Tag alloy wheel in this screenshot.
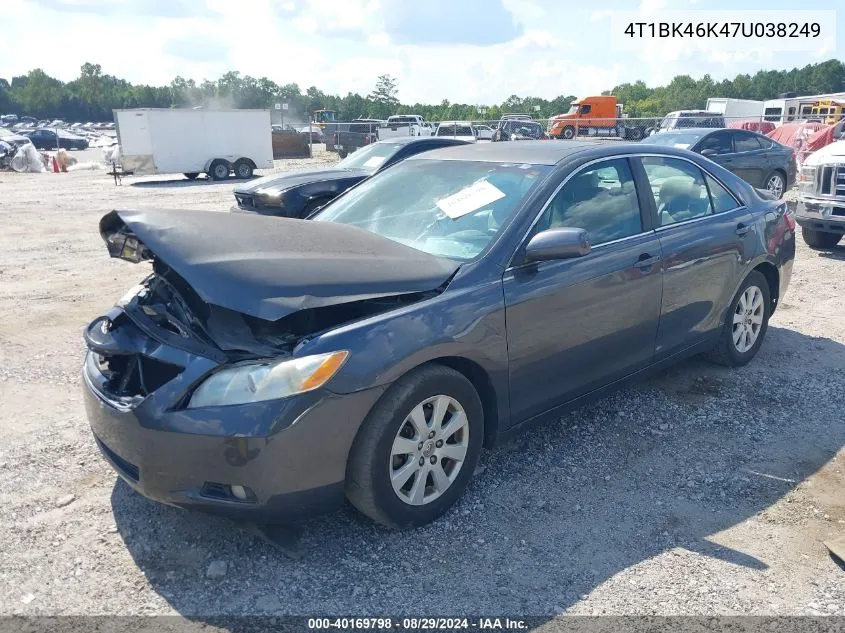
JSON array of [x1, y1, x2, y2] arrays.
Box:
[[732, 285, 765, 353], [766, 173, 784, 198], [389, 395, 469, 506]]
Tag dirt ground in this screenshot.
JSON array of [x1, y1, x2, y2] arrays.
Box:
[[0, 152, 843, 621]]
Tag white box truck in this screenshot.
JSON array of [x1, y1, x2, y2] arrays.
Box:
[[705, 98, 764, 123], [113, 108, 273, 180]]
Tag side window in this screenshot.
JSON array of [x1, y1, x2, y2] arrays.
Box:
[[538, 158, 642, 244], [704, 174, 741, 213], [734, 132, 763, 152], [579, 104, 592, 115], [698, 132, 732, 155], [641, 156, 713, 227]]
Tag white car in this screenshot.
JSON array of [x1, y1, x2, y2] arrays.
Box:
[[435, 121, 477, 143], [473, 124, 494, 140]]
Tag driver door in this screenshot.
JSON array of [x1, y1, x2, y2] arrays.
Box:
[[502, 158, 663, 423]]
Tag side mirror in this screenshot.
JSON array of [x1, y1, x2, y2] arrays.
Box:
[[524, 227, 591, 263], [700, 148, 717, 157]]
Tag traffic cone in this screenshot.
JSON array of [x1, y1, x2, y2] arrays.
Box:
[[51, 156, 59, 173]]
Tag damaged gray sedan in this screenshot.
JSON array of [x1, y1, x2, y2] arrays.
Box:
[[83, 142, 793, 528]]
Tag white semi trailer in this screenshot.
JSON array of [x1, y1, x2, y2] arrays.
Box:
[[114, 108, 273, 180]]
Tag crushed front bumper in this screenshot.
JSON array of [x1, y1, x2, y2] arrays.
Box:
[[82, 314, 387, 522]]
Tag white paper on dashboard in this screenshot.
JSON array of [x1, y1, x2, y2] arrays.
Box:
[[363, 156, 386, 168], [436, 180, 506, 219]]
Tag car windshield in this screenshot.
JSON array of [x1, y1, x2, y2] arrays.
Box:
[[337, 142, 403, 172], [437, 125, 474, 137], [566, 105, 579, 114], [641, 131, 705, 149], [313, 159, 551, 261]]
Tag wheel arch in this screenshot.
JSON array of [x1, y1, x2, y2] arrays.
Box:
[[426, 356, 500, 448], [204, 157, 231, 172], [751, 261, 780, 314]]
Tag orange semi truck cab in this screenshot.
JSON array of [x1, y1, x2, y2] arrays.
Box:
[[547, 96, 645, 141]]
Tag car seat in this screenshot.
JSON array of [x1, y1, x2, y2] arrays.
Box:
[[657, 176, 695, 224]]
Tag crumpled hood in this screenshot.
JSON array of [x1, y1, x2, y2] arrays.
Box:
[[99, 209, 460, 322], [233, 167, 369, 195], [804, 140, 845, 167]]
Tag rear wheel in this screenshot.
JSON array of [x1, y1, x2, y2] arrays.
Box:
[[183, 172, 200, 180], [338, 149, 348, 159], [765, 170, 786, 199], [705, 271, 770, 367], [209, 160, 230, 181], [346, 365, 484, 529], [233, 159, 254, 179], [801, 227, 842, 249], [627, 127, 644, 141]]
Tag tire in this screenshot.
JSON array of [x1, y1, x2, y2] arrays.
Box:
[[801, 227, 842, 249], [346, 364, 484, 529], [627, 127, 644, 141], [209, 160, 230, 181], [183, 172, 200, 180], [299, 197, 331, 219], [764, 170, 786, 199], [561, 126, 576, 140], [233, 159, 254, 179], [705, 270, 771, 367], [338, 149, 348, 159]]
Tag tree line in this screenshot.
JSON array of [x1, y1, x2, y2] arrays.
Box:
[[2, 59, 843, 123]]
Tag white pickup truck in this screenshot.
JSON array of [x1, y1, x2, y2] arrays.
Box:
[[378, 115, 434, 140]]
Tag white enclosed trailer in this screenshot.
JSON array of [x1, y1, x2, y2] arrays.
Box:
[[114, 108, 273, 180], [705, 98, 764, 121]]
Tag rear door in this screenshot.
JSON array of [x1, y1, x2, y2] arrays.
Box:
[[503, 158, 663, 422], [638, 155, 755, 359], [729, 131, 768, 187]]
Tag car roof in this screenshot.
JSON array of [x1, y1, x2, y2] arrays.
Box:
[[372, 136, 468, 147], [409, 140, 602, 165], [649, 128, 723, 135]]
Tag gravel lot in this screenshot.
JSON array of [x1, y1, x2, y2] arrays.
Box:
[[0, 151, 843, 623]]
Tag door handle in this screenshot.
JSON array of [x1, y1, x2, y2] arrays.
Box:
[[735, 223, 752, 236], [634, 253, 661, 269]]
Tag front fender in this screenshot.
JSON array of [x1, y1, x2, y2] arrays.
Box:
[[297, 277, 511, 433]]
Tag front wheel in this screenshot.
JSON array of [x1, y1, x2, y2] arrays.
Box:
[[705, 271, 770, 367], [801, 227, 842, 249], [561, 126, 575, 140], [346, 365, 484, 529]]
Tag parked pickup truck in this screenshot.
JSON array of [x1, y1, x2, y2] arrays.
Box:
[[379, 115, 434, 139], [796, 139, 845, 249], [329, 119, 383, 158]]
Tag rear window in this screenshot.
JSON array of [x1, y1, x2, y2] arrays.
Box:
[[437, 125, 474, 137]]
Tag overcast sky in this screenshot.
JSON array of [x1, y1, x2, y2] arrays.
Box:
[[3, 0, 841, 103]]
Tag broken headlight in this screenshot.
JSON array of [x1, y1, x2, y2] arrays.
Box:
[[187, 351, 349, 408]]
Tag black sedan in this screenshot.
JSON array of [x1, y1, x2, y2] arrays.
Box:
[[23, 128, 89, 150], [641, 127, 795, 198], [84, 142, 794, 529], [232, 136, 469, 216]]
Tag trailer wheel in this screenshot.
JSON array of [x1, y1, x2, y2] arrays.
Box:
[[183, 172, 200, 180], [209, 160, 230, 181], [338, 149, 348, 159], [233, 159, 254, 180], [561, 126, 576, 140]]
